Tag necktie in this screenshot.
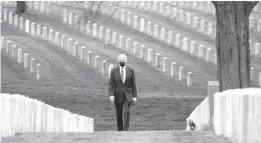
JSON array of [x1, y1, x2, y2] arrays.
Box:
[[121, 68, 124, 83]]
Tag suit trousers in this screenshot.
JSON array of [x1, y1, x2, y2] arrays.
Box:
[[114, 94, 131, 131]]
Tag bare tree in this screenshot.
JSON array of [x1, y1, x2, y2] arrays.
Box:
[[212, 1, 259, 92], [15, 1, 27, 14], [63, 1, 120, 25]]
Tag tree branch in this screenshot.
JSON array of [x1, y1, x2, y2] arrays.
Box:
[[96, 1, 104, 15], [101, 2, 120, 24], [245, 1, 259, 15], [246, 1, 259, 9]]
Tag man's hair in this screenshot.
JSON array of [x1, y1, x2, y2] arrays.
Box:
[[118, 54, 127, 63]]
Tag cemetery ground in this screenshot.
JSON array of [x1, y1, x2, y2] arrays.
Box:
[[1, 7, 204, 131], [1, 2, 261, 135]]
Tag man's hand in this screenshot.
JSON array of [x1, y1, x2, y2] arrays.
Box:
[[110, 96, 114, 102], [132, 98, 137, 104]]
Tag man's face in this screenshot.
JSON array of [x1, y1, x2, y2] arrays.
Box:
[[119, 60, 126, 67]]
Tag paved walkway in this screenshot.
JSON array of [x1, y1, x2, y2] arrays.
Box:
[[1, 130, 231, 143]]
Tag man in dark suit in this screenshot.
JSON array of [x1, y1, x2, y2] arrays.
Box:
[[108, 54, 137, 131]]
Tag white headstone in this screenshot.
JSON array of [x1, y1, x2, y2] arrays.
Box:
[[80, 46, 85, 60], [105, 29, 111, 44], [30, 58, 35, 73], [19, 17, 24, 31], [25, 20, 30, 33], [73, 42, 78, 56], [160, 28, 166, 42], [190, 41, 195, 55], [5, 40, 10, 53], [179, 10, 184, 22], [193, 17, 198, 29], [92, 23, 97, 38], [166, 5, 170, 17], [54, 32, 60, 45], [94, 55, 99, 69], [40, 2, 45, 13], [255, 43, 260, 56], [140, 45, 145, 59], [80, 19, 85, 32], [156, 53, 160, 68], [182, 37, 188, 51], [24, 53, 29, 68], [249, 17, 254, 29], [198, 45, 204, 58], [207, 23, 213, 36], [101, 60, 106, 75], [167, 31, 173, 45], [36, 25, 41, 37], [86, 21, 91, 35], [3, 9, 7, 22], [68, 12, 73, 25], [133, 15, 138, 29], [159, 3, 164, 14], [146, 21, 152, 35], [63, 9, 68, 24], [119, 35, 124, 49], [67, 38, 72, 52], [133, 42, 138, 55], [258, 20, 261, 32], [36, 64, 41, 79], [206, 48, 212, 62], [18, 48, 23, 63], [170, 62, 176, 77], [147, 48, 152, 63], [31, 23, 36, 36], [127, 12, 132, 26], [42, 27, 47, 40], [175, 34, 180, 48], [154, 24, 159, 38], [187, 72, 192, 86], [14, 15, 18, 27], [140, 18, 145, 33], [8, 12, 13, 25], [48, 29, 54, 43], [112, 32, 117, 46], [162, 57, 167, 72], [186, 13, 191, 25], [11, 45, 16, 58], [120, 9, 125, 23], [88, 51, 92, 64], [99, 26, 104, 41], [179, 66, 183, 81], [200, 20, 205, 32]]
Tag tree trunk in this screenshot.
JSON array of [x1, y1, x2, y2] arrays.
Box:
[[213, 1, 258, 92], [16, 1, 27, 14]]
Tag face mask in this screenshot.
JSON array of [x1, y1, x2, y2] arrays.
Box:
[[119, 62, 125, 67]]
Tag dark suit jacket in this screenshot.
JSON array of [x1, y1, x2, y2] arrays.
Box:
[[108, 66, 137, 103]]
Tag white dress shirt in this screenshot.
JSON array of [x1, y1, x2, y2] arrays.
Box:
[[119, 66, 126, 84]]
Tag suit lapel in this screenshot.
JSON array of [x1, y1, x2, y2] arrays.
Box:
[[126, 67, 130, 78]]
